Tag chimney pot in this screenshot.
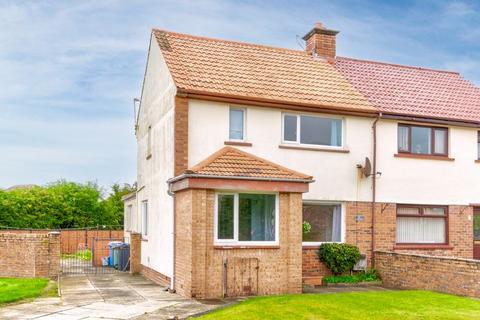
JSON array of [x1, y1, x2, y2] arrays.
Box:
[[303, 21, 339, 60]]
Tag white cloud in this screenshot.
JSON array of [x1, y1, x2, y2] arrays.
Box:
[[0, 0, 479, 189]]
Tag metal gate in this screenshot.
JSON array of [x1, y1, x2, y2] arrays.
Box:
[[225, 257, 259, 297], [60, 228, 128, 275]]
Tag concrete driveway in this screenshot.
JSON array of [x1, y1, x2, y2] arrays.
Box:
[[0, 273, 229, 320]]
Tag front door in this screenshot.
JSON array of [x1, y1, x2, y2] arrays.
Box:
[[474, 209, 480, 260]]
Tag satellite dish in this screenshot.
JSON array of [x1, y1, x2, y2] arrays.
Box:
[[362, 157, 372, 177]]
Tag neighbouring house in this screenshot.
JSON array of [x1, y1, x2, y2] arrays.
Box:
[[124, 21, 480, 298]]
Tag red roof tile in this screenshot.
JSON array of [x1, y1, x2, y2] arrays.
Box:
[[186, 147, 313, 181], [335, 57, 480, 123], [153, 29, 374, 113]]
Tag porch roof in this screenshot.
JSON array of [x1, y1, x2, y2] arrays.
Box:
[[168, 147, 313, 193]]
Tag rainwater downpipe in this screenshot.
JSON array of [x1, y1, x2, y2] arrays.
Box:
[[371, 113, 382, 268], [167, 182, 176, 293]]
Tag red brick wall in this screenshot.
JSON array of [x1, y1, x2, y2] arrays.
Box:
[[305, 32, 336, 59], [0, 232, 60, 278], [375, 251, 480, 298], [141, 264, 171, 287], [174, 189, 303, 299], [302, 202, 474, 285], [174, 96, 189, 176]]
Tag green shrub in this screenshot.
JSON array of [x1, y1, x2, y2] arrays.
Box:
[[317, 243, 361, 275], [323, 269, 381, 284]]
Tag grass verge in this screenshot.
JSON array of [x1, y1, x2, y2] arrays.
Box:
[[0, 278, 57, 306], [196, 290, 480, 320]]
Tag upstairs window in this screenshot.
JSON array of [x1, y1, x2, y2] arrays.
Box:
[[477, 131, 480, 160], [283, 114, 342, 147], [398, 124, 448, 156], [229, 108, 245, 140], [396, 205, 447, 244]]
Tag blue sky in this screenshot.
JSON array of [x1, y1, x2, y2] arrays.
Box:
[[1, 0, 479, 190]]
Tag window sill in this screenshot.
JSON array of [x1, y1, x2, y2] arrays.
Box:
[[279, 144, 349, 153], [394, 153, 454, 161], [394, 244, 453, 250], [224, 141, 252, 147], [214, 245, 279, 250]]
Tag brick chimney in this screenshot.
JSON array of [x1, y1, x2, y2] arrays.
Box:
[[303, 22, 339, 60]]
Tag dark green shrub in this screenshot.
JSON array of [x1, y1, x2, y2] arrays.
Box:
[[317, 243, 361, 275], [323, 269, 381, 284]]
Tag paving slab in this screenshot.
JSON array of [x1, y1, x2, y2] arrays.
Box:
[[0, 273, 228, 319]]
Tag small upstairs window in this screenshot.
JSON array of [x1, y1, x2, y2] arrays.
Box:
[[229, 108, 245, 140], [477, 131, 480, 160], [398, 124, 448, 156], [282, 114, 342, 147]]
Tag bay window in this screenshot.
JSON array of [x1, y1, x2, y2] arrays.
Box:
[[396, 205, 447, 244], [398, 124, 448, 156], [283, 114, 342, 147], [215, 192, 278, 244], [302, 203, 343, 244]]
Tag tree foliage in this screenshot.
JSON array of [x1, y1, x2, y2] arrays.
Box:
[[0, 180, 135, 229]]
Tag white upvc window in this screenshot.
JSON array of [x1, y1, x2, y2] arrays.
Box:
[[302, 201, 346, 246], [282, 113, 343, 148], [214, 192, 279, 245], [229, 107, 246, 141], [141, 200, 148, 237], [125, 205, 132, 231]]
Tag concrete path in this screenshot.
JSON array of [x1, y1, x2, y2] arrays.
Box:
[[0, 273, 229, 320]]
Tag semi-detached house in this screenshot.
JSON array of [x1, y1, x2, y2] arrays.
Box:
[[123, 22, 480, 299]]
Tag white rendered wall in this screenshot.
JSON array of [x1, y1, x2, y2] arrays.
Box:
[[188, 99, 480, 206], [136, 35, 175, 278], [188, 99, 374, 203], [375, 119, 480, 205]]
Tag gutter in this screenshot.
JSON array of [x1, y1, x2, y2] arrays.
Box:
[[167, 173, 314, 184]]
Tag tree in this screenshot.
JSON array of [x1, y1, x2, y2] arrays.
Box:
[[0, 180, 136, 229]]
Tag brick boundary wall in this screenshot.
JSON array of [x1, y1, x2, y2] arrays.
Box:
[[0, 232, 60, 278], [375, 251, 480, 298]]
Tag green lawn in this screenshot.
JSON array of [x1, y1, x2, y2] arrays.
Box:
[[0, 278, 56, 305], [197, 290, 480, 320]]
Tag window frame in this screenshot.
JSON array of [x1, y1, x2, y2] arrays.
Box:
[[281, 113, 344, 148], [302, 201, 346, 247], [125, 204, 133, 231], [214, 191, 279, 246], [228, 107, 246, 141], [141, 200, 148, 238], [477, 131, 480, 160], [397, 124, 448, 157], [396, 204, 448, 245]]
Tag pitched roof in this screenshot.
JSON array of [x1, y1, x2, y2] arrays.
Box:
[[185, 147, 313, 181], [335, 57, 480, 124], [153, 29, 374, 113]]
